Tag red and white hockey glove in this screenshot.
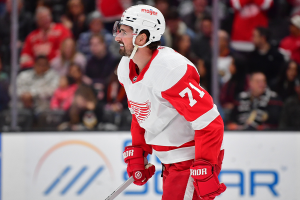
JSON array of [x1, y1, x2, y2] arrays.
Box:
[[191, 150, 226, 199], [123, 146, 155, 186]]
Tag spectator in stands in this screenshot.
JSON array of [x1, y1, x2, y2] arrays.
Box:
[[219, 0, 235, 35], [20, 6, 72, 69], [68, 62, 91, 85], [60, 63, 104, 130], [163, 7, 195, 49], [0, 0, 34, 68], [248, 27, 285, 86], [60, 0, 88, 40], [280, 15, 300, 64], [96, 0, 129, 31], [85, 34, 118, 103], [220, 56, 248, 123], [230, 0, 273, 52], [274, 60, 300, 101], [220, 56, 248, 111], [85, 34, 117, 95], [60, 84, 104, 131], [174, 34, 197, 64], [191, 15, 212, 62], [51, 38, 86, 76], [106, 72, 127, 113], [16, 56, 59, 112], [228, 72, 282, 130], [196, 58, 211, 93], [181, 0, 211, 33], [279, 75, 300, 130], [50, 75, 77, 111], [218, 30, 233, 85], [77, 11, 113, 58], [103, 71, 131, 130]]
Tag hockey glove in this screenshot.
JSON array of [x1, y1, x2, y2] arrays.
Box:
[[191, 150, 226, 199], [123, 146, 155, 186]]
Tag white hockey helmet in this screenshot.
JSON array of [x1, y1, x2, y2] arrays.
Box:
[[113, 5, 165, 58]]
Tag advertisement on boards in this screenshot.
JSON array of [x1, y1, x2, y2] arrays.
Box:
[[1, 132, 300, 200]]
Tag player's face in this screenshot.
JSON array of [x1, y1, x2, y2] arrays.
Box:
[[115, 25, 135, 57]]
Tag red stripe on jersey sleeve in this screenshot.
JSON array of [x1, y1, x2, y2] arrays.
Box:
[[131, 114, 153, 155], [161, 64, 224, 164], [161, 64, 214, 122], [195, 115, 224, 164]]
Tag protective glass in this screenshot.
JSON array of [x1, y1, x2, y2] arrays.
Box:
[[112, 21, 134, 38], [112, 21, 121, 37]]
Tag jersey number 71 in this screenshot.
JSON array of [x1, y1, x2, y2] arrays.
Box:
[[179, 83, 205, 107]]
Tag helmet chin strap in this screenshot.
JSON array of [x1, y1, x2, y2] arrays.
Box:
[[129, 45, 139, 59], [129, 35, 152, 59]]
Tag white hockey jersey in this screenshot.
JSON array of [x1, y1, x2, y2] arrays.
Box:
[[118, 46, 223, 164]]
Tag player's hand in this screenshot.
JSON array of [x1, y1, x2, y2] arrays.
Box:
[[123, 146, 155, 186], [130, 163, 155, 186], [191, 150, 226, 199]]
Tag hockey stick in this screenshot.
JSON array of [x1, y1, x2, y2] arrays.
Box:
[[105, 176, 134, 200]]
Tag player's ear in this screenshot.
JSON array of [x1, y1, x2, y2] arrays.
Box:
[[135, 33, 147, 46]]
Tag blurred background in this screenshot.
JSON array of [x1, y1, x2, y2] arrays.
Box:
[[0, 0, 299, 132], [0, 0, 300, 200]]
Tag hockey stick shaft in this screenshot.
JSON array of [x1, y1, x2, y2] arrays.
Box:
[[105, 176, 134, 200]]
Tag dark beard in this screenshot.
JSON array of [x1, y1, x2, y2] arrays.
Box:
[[119, 48, 127, 56], [119, 45, 134, 57]]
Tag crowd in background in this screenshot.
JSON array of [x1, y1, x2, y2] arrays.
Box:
[[0, 0, 300, 131]]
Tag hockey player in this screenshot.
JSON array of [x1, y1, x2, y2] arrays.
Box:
[[114, 5, 226, 200]]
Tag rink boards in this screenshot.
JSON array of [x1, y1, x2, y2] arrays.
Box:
[[1, 131, 300, 200]]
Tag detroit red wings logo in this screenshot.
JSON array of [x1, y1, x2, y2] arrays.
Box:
[[129, 100, 151, 123]]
